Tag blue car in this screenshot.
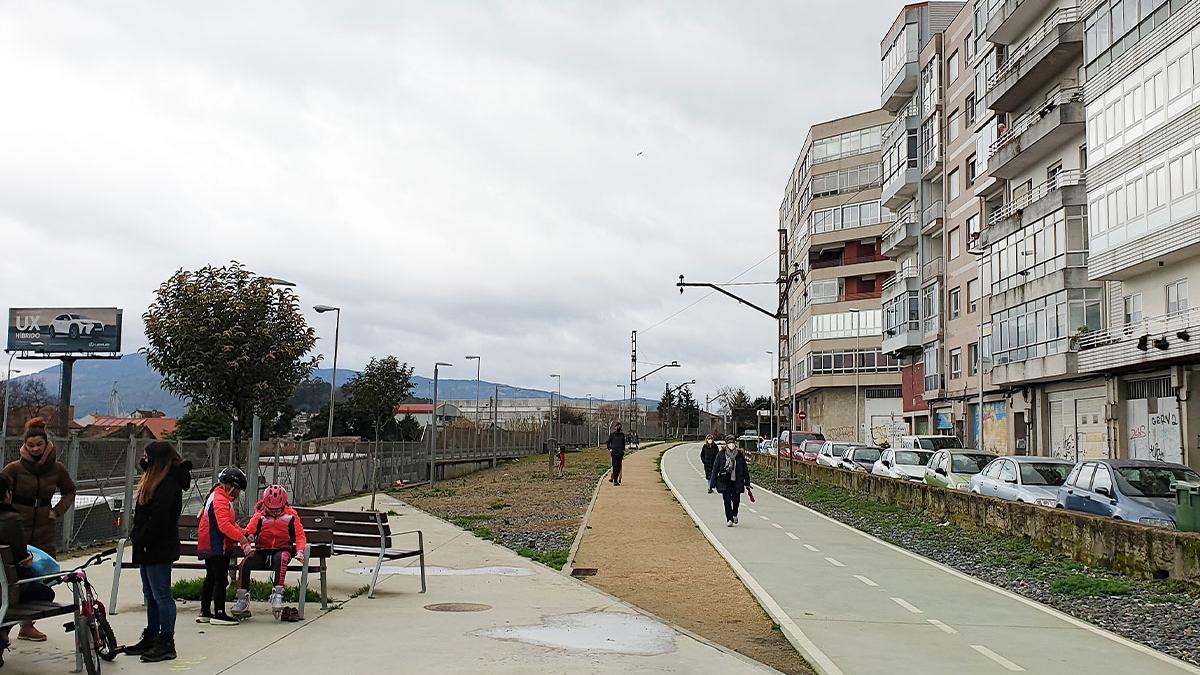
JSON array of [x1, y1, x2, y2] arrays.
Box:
[[1056, 459, 1200, 528]]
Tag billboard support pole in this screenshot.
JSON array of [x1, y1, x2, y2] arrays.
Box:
[[58, 357, 75, 436]]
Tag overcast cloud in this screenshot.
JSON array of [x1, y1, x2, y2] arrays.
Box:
[[0, 0, 903, 405]]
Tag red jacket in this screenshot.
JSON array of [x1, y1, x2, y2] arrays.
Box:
[[197, 488, 245, 559], [245, 505, 307, 554]]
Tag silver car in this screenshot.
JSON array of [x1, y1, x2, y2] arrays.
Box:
[[816, 441, 855, 468], [970, 456, 1074, 507], [838, 445, 884, 473]]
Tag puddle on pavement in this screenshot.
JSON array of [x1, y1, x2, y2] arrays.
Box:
[[472, 612, 676, 656], [346, 565, 535, 577]]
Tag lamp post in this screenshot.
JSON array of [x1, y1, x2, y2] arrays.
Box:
[[2, 355, 22, 451], [466, 355, 481, 451], [848, 308, 862, 443], [429, 362, 453, 484], [314, 306, 341, 439], [766, 351, 775, 441], [968, 239, 987, 452], [549, 374, 561, 440]]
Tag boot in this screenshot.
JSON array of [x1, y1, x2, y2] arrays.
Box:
[[123, 629, 158, 656], [269, 586, 284, 619], [231, 588, 251, 619], [140, 633, 176, 663]]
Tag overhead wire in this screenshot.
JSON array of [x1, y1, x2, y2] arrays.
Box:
[[639, 249, 777, 336]]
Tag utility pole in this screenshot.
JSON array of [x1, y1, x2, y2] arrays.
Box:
[[629, 330, 637, 437]]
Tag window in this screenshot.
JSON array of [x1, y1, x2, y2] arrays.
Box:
[[1123, 294, 1142, 324], [1075, 463, 1097, 489], [1092, 465, 1114, 495], [998, 460, 1016, 483], [966, 93, 976, 125], [966, 31, 975, 61], [949, 228, 961, 259], [967, 213, 980, 242], [968, 278, 980, 312], [948, 110, 960, 142], [948, 51, 960, 82], [950, 288, 962, 319], [950, 348, 962, 379], [966, 154, 977, 186], [968, 342, 979, 376], [1167, 279, 1189, 314], [949, 168, 961, 201]]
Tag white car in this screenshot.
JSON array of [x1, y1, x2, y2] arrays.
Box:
[[837, 445, 884, 472], [50, 314, 104, 339], [872, 448, 935, 481], [758, 439, 777, 455], [816, 441, 853, 468]]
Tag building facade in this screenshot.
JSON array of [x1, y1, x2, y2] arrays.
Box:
[[779, 109, 906, 444], [1074, 0, 1200, 470]]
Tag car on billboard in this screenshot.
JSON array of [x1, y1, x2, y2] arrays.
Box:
[[50, 314, 105, 339]]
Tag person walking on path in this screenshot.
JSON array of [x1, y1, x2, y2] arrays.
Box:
[[1, 417, 76, 642], [708, 439, 750, 526], [125, 441, 193, 663], [606, 423, 627, 486], [700, 436, 719, 489]]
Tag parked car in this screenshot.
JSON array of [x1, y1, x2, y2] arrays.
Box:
[[924, 448, 996, 490], [899, 435, 963, 450], [838, 445, 884, 473], [50, 313, 104, 339], [796, 440, 825, 464], [1056, 459, 1200, 528], [778, 430, 825, 459], [816, 441, 853, 468], [969, 457, 1074, 506], [872, 448, 934, 481], [758, 439, 777, 455]]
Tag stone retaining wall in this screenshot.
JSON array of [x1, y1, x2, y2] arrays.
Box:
[[777, 459, 1200, 582]]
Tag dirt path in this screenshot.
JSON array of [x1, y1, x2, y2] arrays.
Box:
[[572, 445, 812, 675]]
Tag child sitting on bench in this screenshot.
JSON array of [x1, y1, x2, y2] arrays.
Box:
[[232, 485, 307, 620]]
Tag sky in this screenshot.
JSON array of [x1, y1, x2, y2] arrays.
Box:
[[0, 0, 905, 407]]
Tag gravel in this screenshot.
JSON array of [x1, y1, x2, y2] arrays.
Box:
[[750, 466, 1200, 666]]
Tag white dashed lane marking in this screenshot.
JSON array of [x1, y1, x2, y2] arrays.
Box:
[[759, 515, 770, 521], [927, 619, 957, 634], [785, 532, 799, 540], [971, 645, 1025, 672], [803, 544, 819, 552], [854, 575, 878, 587], [824, 557, 845, 568], [891, 597, 923, 614]]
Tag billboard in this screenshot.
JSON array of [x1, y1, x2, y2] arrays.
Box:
[[7, 307, 122, 355]]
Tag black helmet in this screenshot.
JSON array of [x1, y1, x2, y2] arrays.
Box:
[[217, 467, 247, 491]]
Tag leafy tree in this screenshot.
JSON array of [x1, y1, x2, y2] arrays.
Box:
[[657, 384, 677, 433], [175, 403, 233, 441], [142, 262, 319, 448], [8, 379, 57, 410], [557, 405, 587, 426], [343, 356, 415, 442], [716, 386, 756, 434], [302, 402, 354, 440], [270, 404, 298, 438], [396, 414, 423, 442], [290, 377, 341, 413], [677, 386, 700, 429]]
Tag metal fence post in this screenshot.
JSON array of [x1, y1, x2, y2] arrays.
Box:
[[60, 434, 80, 552], [246, 416, 261, 511], [122, 436, 138, 537]]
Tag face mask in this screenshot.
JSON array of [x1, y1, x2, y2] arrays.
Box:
[[139, 458, 150, 471]]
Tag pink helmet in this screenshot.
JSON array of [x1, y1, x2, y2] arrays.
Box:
[[262, 484, 288, 510]]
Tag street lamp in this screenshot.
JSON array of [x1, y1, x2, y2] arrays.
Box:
[[766, 351, 776, 443], [848, 308, 862, 443], [466, 355, 481, 451], [430, 362, 453, 484], [314, 305, 341, 439], [549, 374, 561, 439], [261, 277, 296, 287]]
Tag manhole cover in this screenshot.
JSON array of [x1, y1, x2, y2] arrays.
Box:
[[425, 602, 492, 613], [570, 568, 598, 577]]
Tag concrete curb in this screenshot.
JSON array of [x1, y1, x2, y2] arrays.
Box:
[[562, 470, 608, 577], [660, 444, 844, 675]]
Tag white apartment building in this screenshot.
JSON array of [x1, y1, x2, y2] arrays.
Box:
[[1074, 0, 1200, 469]]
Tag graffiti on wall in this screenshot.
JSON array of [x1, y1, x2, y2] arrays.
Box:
[[973, 402, 1008, 455], [1127, 399, 1182, 464]]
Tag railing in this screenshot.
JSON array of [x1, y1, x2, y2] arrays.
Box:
[[883, 266, 920, 293], [922, 256, 944, 280], [988, 87, 1083, 158], [1078, 306, 1200, 353], [883, 98, 918, 145], [841, 290, 884, 302], [986, 6, 1081, 95], [810, 253, 887, 270], [923, 200, 944, 224], [988, 169, 1085, 225]]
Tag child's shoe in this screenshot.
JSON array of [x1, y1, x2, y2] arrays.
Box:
[[209, 612, 239, 626], [231, 589, 251, 619], [270, 586, 284, 619]]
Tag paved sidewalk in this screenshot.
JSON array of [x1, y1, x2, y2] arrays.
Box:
[[10, 492, 773, 674], [661, 443, 1200, 675]]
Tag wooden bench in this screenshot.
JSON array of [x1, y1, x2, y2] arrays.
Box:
[[0, 545, 84, 671], [293, 508, 425, 598], [109, 514, 334, 619]]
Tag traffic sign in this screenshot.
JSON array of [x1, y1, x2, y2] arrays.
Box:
[[796, 411, 807, 421]]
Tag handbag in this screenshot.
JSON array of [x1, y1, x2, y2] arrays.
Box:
[[27, 545, 60, 578], [747, 486, 756, 503]]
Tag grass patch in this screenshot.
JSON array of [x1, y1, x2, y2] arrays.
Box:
[[349, 584, 371, 599], [517, 548, 569, 570], [1050, 574, 1133, 598], [488, 499, 510, 511], [450, 515, 495, 540], [172, 578, 320, 603]]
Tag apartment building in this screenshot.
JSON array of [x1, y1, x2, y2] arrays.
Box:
[[879, 2, 966, 436], [779, 109, 905, 443], [1072, 0, 1200, 470], [961, 0, 1101, 459]]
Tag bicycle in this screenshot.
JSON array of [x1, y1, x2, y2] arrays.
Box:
[[57, 549, 120, 674]]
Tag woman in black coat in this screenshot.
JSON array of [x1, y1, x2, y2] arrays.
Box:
[[707, 440, 750, 526], [700, 436, 719, 488], [126, 442, 192, 663]]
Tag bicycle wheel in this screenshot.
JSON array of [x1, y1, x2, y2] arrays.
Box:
[[75, 614, 100, 675], [96, 610, 119, 662]]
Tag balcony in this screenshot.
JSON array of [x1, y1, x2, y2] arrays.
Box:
[[882, 321, 923, 356], [985, 7, 1083, 113], [883, 62, 919, 113], [991, 350, 1079, 385], [841, 289, 884, 302], [881, 209, 919, 257], [988, 169, 1085, 231], [987, 0, 1061, 45], [924, 372, 945, 398], [988, 89, 1084, 179], [922, 256, 943, 282], [882, 265, 920, 301], [1078, 307, 1200, 372], [882, 162, 919, 211], [809, 253, 889, 270], [921, 200, 944, 235]]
